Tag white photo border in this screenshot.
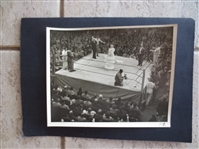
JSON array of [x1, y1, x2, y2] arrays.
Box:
[[46, 24, 178, 128]]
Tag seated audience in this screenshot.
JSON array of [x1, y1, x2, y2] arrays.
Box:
[[77, 87, 83, 96], [81, 90, 91, 100]]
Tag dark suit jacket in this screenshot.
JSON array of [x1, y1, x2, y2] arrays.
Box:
[[67, 51, 74, 63], [91, 41, 96, 51]]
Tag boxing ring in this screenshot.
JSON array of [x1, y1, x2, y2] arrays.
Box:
[[53, 53, 151, 101]]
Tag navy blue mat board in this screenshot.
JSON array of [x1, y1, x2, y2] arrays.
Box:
[[20, 18, 194, 142]]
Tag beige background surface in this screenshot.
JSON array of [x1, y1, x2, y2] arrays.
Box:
[[0, 0, 198, 148]]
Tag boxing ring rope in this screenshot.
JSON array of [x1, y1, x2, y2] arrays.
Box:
[[52, 53, 147, 85], [51, 53, 148, 106], [81, 57, 139, 69], [74, 67, 142, 85], [74, 61, 141, 79]]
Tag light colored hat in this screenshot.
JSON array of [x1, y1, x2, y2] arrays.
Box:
[[99, 94, 103, 98], [98, 109, 102, 113]]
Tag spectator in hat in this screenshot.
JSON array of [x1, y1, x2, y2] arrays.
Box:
[[61, 94, 70, 103], [83, 100, 92, 109], [77, 87, 83, 96], [145, 78, 155, 106], [68, 87, 76, 96], [81, 90, 91, 100], [60, 103, 70, 110]]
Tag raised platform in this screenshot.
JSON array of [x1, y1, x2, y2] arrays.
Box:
[[54, 53, 151, 100]]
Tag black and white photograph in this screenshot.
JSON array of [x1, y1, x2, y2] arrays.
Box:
[[47, 25, 177, 127]]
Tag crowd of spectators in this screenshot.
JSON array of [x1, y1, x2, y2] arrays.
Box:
[[50, 27, 173, 72], [141, 44, 171, 120], [51, 85, 142, 122], [113, 28, 173, 63], [50, 31, 93, 71]]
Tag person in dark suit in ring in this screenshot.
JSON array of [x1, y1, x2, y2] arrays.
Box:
[[137, 42, 145, 66], [91, 36, 97, 59], [92, 36, 105, 57], [67, 50, 76, 72]]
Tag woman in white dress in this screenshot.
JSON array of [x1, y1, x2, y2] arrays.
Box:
[[105, 45, 115, 70], [151, 47, 161, 66], [62, 48, 68, 70]]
